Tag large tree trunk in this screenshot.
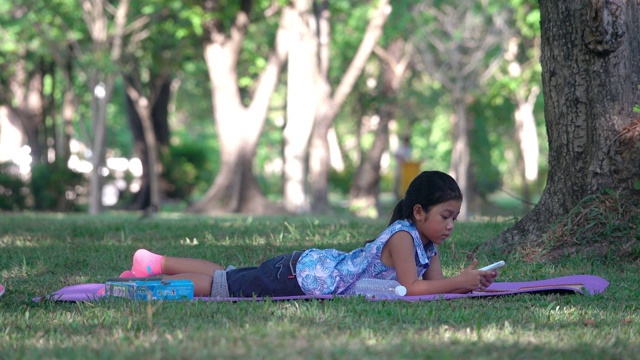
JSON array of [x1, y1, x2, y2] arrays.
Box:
[[348, 39, 410, 218], [282, 0, 317, 214], [191, 127, 274, 214], [189, 1, 292, 215], [494, 0, 640, 249], [308, 0, 391, 213]]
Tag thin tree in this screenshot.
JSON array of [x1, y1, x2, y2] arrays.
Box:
[[412, 0, 511, 220], [81, 0, 130, 214], [498, 0, 543, 207], [348, 39, 412, 218], [307, 0, 391, 213]]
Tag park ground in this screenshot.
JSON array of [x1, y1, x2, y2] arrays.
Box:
[[0, 207, 638, 359]]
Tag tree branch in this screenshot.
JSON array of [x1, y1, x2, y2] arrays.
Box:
[[328, 0, 391, 117]]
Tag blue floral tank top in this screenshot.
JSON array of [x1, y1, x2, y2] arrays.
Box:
[[295, 219, 437, 295]]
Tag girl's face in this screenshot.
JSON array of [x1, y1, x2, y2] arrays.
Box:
[[413, 200, 461, 245]]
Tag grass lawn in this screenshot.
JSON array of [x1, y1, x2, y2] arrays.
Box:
[[1, 212, 638, 359]]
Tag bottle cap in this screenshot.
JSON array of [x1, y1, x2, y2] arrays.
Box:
[[394, 285, 407, 296]]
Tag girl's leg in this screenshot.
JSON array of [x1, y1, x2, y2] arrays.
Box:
[[163, 273, 213, 297], [132, 249, 225, 277], [162, 256, 225, 276]]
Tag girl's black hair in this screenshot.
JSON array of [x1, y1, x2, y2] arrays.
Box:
[[364, 171, 462, 245], [387, 170, 462, 226]]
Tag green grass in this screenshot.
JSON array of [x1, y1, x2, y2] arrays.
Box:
[[1, 212, 638, 359]]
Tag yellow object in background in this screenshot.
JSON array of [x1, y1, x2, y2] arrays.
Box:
[[399, 161, 420, 197]]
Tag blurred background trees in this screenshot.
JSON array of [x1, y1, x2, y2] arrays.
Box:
[[0, 0, 545, 219]]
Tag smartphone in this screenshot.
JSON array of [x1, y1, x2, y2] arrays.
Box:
[[479, 260, 505, 271]]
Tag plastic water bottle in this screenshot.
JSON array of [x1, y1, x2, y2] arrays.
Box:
[[353, 279, 407, 300]]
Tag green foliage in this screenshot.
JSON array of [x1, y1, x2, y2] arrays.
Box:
[[328, 1, 381, 82], [0, 162, 27, 210], [380, 0, 421, 44], [161, 143, 214, 202], [471, 124, 502, 196], [171, 63, 215, 142], [0, 0, 552, 216], [329, 165, 356, 196], [29, 161, 85, 211], [510, 0, 541, 39], [411, 109, 454, 172], [468, 97, 513, 196]]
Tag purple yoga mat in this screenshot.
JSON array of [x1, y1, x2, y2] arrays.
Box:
[[34, 275, 609, 303], [0, 283, 5, 297]]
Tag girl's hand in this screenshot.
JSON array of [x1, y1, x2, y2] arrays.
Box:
[[480, 267, 498, 289], [457, 259, 494, 292]]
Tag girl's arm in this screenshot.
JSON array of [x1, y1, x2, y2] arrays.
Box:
[[384, 232, 490, 295], [422, 254, 444, 280], [422, 255, 496, 294]]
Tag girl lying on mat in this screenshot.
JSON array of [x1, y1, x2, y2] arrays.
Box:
[[121, 171, 498, 298]]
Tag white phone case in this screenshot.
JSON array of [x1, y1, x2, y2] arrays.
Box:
[[479, 260, 505, 271]]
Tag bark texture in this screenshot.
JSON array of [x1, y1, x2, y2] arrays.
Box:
[[493, 0, 640, 252], [348, 39, 410, 218], [189, 0, 291, 215], [308, 0, 391, 213]]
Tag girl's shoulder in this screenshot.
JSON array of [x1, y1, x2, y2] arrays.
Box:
[[384, 219, 436, 261], [386, 219, 417, 234], [373, 219, 418, 243]]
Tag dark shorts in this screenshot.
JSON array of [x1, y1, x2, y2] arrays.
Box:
[[225, 251, 306, 297]]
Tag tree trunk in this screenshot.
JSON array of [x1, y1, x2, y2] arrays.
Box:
[[449, 98, 472, 220], [348, 39, 410, 218], [125, 76, 172, 212], [413, 1, 512, 220], [85, 0, 130, 215], [59, 58, 78, 164], [308, 0, 391, 213], [493, 0, 640, 250], [282, 0, 317, 214], [0, 106, 26, 163], [124, 82, 162, 214], [88, 77, 111, 215], [14, 60, 45, 165], [347, 111, 389, 218], [189, 1, 292, 215], [191, 131, 275, 214], [513, 85, 540, 207], [126, 93, 148, 207]]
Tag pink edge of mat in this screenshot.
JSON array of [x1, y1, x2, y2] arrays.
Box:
[[33, 275, 609, 303], [0, 284, 5, 297]]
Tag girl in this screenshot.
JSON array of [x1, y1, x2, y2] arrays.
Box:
[[122, 171, 497, 297]]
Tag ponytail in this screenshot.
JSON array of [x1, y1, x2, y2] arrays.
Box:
[[387, 198, 409, 226]]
